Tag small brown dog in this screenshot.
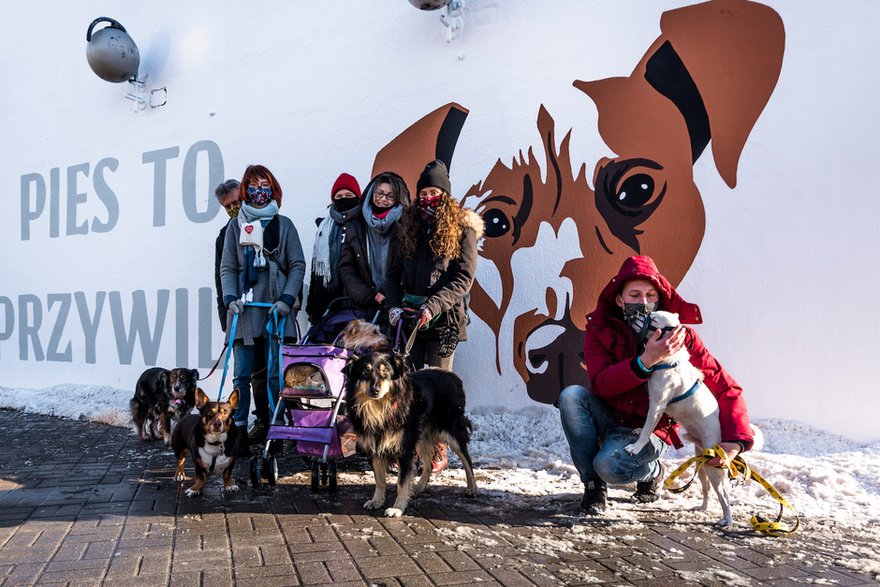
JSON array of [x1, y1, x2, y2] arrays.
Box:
[[339, 319, 389, 353], [172, 388, 241, 497]]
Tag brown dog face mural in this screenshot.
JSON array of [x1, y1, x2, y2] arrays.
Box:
[[373, 0, 784, 404]]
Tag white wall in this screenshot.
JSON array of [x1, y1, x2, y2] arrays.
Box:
[[1, 1, 878, 441]]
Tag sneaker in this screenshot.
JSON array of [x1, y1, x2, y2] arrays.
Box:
[[580, 477, 608, 514], [431, 443, 448, 474], [633, 460, 666, 503]]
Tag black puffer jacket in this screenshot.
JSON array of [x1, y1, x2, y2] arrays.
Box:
[[385, 209, 484, 342], [339, 219, 401, 319], [214, 222, 231, 332]]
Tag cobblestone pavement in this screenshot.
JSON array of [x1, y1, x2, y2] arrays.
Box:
[[0, 408, 877, 586]]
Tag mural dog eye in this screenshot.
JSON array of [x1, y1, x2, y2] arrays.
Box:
[[373, 0, 784, 404]]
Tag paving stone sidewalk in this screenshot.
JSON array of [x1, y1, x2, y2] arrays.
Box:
[[0, 408, 877, 586]]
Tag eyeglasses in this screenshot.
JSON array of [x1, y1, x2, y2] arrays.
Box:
[[374, 189, 396, 202]]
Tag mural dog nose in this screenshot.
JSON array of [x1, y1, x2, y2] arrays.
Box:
[[524, 314, 588, 404]]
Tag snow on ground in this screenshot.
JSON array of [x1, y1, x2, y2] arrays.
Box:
[[2, 383, 879, 536]]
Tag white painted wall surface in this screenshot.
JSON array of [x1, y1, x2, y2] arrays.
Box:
[[1, 1, 878, 441]]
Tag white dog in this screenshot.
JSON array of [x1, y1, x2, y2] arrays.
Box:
[[623, 311, 733, 527]]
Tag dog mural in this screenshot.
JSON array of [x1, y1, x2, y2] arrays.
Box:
[[372, 0, 784, 404]]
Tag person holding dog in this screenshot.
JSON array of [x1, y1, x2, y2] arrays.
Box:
[[385, 159, 484, 473], [220, 164, 306, 446], [305, 172, 362, 324], [558, 255, 753, 514], [339, 171, 410, 323]]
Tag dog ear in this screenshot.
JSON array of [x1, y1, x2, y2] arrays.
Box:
[[190, 369, 200, 382], [227, 388, 240, 410], [657, 0, 784, 187], [390, 354, 406, 379], [195, 388, 209, 408], [343, 354, 359, 376], [372, 102, 469, 197], [159, 370, 168, 390]]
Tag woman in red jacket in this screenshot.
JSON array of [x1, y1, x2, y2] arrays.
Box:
[[558, 256, 753, 515]]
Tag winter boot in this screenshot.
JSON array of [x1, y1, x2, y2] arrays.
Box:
[[633, 460, 666, 503], [580, 477, 608, 515]]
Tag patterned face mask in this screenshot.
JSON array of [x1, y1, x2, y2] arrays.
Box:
[[226, 205, 240, 219], [622, 301, 658, 319], [246, 186, 273, 207]]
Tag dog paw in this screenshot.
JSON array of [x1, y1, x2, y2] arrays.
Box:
[[184, 488, 201, 497], [174, 473, 186, 482], [363, 499, 384, 510], [384, 507, 404, 518], [623, 443, 639, 455], [224, 484, 240, 493], [717, 516, 733, 528], [464, 487, 479, 498]]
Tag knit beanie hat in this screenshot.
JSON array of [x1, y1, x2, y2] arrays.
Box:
[[416, 160, 451, 194], [331, 173, 362, 201]]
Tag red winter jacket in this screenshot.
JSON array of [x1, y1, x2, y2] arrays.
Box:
[[583, 256, 753, 450]]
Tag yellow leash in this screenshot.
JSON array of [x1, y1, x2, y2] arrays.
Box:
[[665, 444, 799, 536]]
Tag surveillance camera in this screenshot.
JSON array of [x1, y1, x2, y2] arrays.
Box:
[[408, 0, 451, 10], [86, 17, 140, 83]]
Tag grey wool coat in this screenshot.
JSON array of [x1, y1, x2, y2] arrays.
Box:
[[220, 214, 306, 344]]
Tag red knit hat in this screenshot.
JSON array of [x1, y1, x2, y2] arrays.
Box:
[[330, 173, 362, 201]]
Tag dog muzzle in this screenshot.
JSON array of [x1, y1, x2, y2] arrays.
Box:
[[629, 314, 675, 344]]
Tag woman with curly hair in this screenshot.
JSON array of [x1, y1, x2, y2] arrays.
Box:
[[385, 159, 484, 472]]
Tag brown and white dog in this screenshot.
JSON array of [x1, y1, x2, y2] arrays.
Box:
[[130, 367, 198, 446], [623, 311, 732, 526], [172, 388, 241, 497], [345, 352, 478, 517], [370, 0, 785, 405]]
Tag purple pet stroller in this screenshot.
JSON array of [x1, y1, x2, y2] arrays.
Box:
[[250, 299, 365, 492]]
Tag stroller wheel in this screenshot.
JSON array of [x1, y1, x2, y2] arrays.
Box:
[[249, 456, 262, 488], [328, 460, 338, 495], [320, 462, 329, 486], [310, 460, 320, 492], [265, 456, 278, 486]]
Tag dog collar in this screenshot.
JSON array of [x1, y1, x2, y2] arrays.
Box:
[[206, 440, 223, 446], [668, 380, 702, 405], [652, 361, 680, 370]]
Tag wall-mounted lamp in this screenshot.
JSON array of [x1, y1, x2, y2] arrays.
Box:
[[408, 0, 464, 42], [86, 17, 166, 112]]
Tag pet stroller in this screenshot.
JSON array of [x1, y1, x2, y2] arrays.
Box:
[[250, 298, 364, 491]]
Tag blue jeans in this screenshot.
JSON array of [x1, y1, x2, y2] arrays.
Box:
[[558, 384, 666, 485], [232, 337, 281, 428]]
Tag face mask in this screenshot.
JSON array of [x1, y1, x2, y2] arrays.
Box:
[[226, 206, 240, 219], [333, 197, 359, 212], [246, 186, 273, 207], [622, 301, 658, 320], [417, 205, 437, 224]]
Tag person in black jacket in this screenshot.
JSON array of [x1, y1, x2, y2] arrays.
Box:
[[385, 160, 484, 473], [305, 173, 362, 324], [214, 179, 241, 333], [339, 171, 410, 323]]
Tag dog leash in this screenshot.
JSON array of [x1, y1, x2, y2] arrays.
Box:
[[665, 444, 800, 536]]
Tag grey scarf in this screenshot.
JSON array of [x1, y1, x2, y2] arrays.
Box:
[[362, 198, 403, 291]]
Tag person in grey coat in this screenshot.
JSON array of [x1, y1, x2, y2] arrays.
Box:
[[220, 164, 306, 435]]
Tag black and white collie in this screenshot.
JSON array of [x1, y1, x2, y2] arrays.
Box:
[[345, 352, 478, 517]]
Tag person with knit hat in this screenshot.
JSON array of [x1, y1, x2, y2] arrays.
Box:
[[305, 172, 362, 324], [558, 255, 753, 515], [384, 159, 484, 473], [220, 164, 306, 443], [339, 171, 410, 323]]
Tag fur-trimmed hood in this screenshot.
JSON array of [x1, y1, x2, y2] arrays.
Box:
[[460, 208, 485, 240]]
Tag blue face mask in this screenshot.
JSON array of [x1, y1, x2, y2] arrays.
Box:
[[246, 186, 273, 207]]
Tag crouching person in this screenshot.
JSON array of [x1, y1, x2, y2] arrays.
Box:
[[559, 255, 753, 514]]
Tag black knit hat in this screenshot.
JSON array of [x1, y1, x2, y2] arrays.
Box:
[[416, 159, 451, 194]]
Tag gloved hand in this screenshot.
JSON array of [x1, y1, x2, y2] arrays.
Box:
[[388, 307, 403, 327], [228, 299, 244, 314], [417, 306, 433, 329], [269, 300, 291, 317]]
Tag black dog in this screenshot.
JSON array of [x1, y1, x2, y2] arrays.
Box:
[[130, 367, 198, 446], [345, 352, 478, 517], [172, 388, 241, 496]]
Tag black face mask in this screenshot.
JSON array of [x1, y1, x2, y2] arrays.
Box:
[[622, 301, 658, 320], [333, 197, 359, 212]]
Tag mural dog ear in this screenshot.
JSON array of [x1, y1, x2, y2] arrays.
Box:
[[374, 0, 784, 406]]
